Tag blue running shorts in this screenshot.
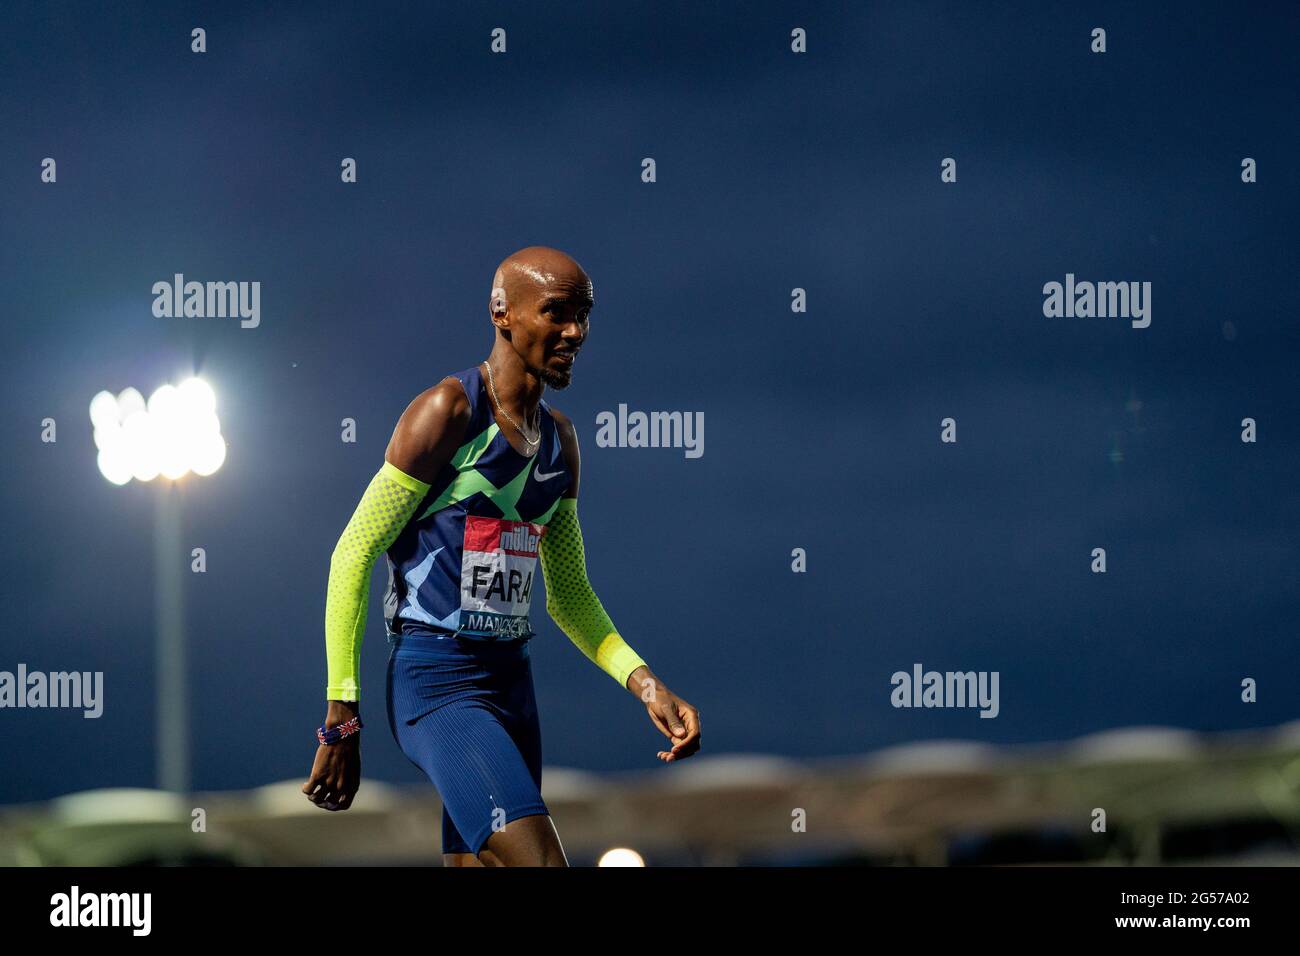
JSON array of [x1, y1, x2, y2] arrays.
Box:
[[385, 630, 549, 855]]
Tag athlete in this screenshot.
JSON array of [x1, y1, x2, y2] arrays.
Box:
[[302, 246, 701, 866]]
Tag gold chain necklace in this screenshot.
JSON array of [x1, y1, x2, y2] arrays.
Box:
[[482, 360, 540, 450]]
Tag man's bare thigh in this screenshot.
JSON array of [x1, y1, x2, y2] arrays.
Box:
[[443, 814, 567, 867]]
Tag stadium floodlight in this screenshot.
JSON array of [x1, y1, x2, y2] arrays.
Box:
[[597, 848, 646, 867], [89, 377, 225, 796], [90, 378, 226, 485]]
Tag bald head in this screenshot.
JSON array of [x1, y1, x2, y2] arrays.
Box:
[[491, 246, 591, 316], [487, 246, 593, 389]]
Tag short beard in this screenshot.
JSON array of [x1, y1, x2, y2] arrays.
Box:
[[537, 366, 572, 390]]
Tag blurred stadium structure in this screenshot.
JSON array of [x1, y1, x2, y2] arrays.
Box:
[[3, 722, 1298, 866]]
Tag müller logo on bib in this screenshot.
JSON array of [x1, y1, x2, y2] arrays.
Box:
[[458, 515, 547, 639]]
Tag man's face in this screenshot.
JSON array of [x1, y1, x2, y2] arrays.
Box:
[[515, 275, 592, 389]]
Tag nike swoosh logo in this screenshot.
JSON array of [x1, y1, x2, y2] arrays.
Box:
[[534, 469, 564, 481]]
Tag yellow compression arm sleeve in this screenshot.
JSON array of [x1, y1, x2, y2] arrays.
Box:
[[325, 461, 430, 700], [538, 498, 648, 689]]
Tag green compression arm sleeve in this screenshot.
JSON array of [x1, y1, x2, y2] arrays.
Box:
[[538, 498, 648, 689], [325, 461, 430, 700]]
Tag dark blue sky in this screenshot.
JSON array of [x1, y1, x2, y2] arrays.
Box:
[[2, 2, 1297, 803]]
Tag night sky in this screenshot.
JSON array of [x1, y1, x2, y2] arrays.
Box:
[[2, 1, 1297, 804]]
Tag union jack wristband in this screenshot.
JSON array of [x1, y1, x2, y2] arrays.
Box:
[[317, 716, 363, 745]]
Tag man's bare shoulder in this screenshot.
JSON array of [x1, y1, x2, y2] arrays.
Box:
[[385, 376, 472, 483], [546, 404, 574, 432], [547, 405, 580, 450], [411, 376, 472, 423], [546, 404, 581, 498]]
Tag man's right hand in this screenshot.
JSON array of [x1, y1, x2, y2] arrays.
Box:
[[302, 701, 362, 811]]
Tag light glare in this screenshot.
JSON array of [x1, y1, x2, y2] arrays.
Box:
[[190, 433, 227, 477], [147, 384, 179, 419], [116, 387, 145, 420], [96, 447, 133, 486], [597, 848, 645, 867], [89, 391, 119, 431], [90, 378, 225, 484], [177, 377, 217, 416]]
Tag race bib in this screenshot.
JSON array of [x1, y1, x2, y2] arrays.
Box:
[[457, 515, 546, 639]]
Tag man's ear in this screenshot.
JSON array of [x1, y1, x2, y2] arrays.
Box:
[[490, 287, 508, 317]]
